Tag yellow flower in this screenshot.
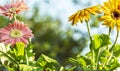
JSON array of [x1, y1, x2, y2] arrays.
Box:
[[69, 5, 100, 25], [99, 0, 120, 30]]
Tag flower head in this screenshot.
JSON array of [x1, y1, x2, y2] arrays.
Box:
[[0, 21, 33, 46], [0, 0, 28, 19], [99, 0, 120, 30], [69, 5, 101, 25]]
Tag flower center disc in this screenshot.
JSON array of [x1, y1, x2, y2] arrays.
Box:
[[10, 29, 23, 38], [113, 11, 120, 19]]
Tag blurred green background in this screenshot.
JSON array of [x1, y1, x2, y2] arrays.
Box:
[[0, 0, 105, 68]]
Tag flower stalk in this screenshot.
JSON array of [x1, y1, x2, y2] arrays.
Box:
[[85, 21, 97, 70], [86, 21, 92, 42], [110, 30, 119, 52], [108, 27, 111, 36], [25, 48, 29, 65]]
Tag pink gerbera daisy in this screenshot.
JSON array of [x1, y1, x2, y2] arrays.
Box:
[[0, 0, 28, 19], [0, 20, 33, 46]]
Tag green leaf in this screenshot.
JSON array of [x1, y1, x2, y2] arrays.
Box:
[[19, 64, 43, 71], [67, 65, 76, 71], [90, 34, 111, 49], [5, 42, 25, 62], [113, 44, 120, 57], [59, 66, 66, 71], [99, 50, 111, 64], [26, 43, 35, 59], [43, 63, 57, 71], [105, 58, 119, 71], [41, 54, 58, 64], [69, 57, 78, 63], [37, 55, 47, 67], [37, 54, 58, 67], [8, 42, 25, 61], [15, 42, 25, 57], [69, 55, 92, 70], [37, 54, 59, 71]]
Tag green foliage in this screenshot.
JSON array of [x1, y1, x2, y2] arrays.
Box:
[[25, 43, 35, 60], [37, 54, 58, 65], [90, 34, 111, 49], [69, 34, 120, 71], [69, 55, 92, 70], [37, 54, 59, 71], [113, 45, 120, 57], [38, 54, 59, 70], [19, 64, 43, 71], [99, 50, 110, 63], [0, 42, 60, 71], [9, 42, 25, 61], [67, 66, 76, 71]]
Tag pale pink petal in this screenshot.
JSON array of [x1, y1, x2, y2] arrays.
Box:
[[0, 21, 33, 46], [4, 38, 12, 44], [0, 6, 6, 11], [4, 4, 12, 10], [0, 0, 29, 19], [0, 29, 10, 35], [22, 28, 32, 34], [20, 37, 28, 44], [0, 35, 10, 41]]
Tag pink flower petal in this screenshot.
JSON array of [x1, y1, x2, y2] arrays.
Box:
[[20, 37, 28, 44], [0, 21, 33, 46], [0, 0, 29, 19], [0, 35, 10, 41]]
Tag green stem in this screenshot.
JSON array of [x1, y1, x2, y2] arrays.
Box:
[[85, 21, 96, 70], [96, 49, 100, 70], [106, 27, 111, 50], [106, 51, 113, 65], [14, 15, 17, 21], [108, 30, 119, 65], [108, 27, 111, 36], [25, 48, 29, 65], [0, 50, 19, 66], [92, 49, 96, 70], [110, 30, 119, 52], [86, 21, 92, 42]]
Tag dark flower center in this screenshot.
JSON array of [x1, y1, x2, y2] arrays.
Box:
[[113, 11, 120, 19]]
